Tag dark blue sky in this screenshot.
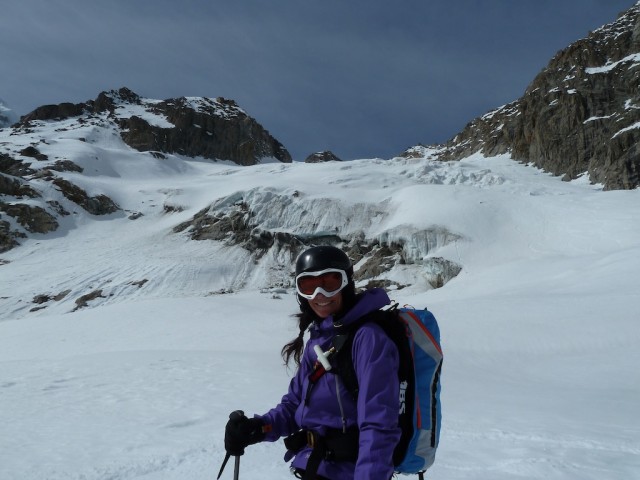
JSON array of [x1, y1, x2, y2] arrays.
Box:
[[0, 0, 635, 160]]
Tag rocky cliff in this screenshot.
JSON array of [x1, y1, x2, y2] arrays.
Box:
[[20, 88, 292, 165], [419, 3, 640, 190]]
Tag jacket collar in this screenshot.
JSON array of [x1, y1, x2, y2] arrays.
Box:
[[313, 288, 390, 334]]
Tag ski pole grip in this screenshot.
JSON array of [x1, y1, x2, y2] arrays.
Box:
[[229, 410, 245, 421], [313, 345, 333, 371]]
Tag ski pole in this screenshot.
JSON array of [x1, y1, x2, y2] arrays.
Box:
[[217, 453, 232, 480], [217, 410, 245, 479], [216, 451, 240, 480]]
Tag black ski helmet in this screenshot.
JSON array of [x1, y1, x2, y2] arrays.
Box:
[[294, 245, 357, 316], [295, 245, 353, 278]]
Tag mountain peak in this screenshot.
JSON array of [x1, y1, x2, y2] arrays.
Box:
[[304, 150, 342, 163], [15, 88, 291, 166], [405, 2, 640, 190], [169, 96, 246, 120], [97, 87, 142, 106]]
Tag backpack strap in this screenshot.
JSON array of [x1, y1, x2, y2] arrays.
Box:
[[331, 308, 393, 399], [331, 305, 402, 398]]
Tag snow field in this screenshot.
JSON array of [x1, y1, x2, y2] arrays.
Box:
[[1, 150, 639, 479]]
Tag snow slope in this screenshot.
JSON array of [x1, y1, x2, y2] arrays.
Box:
[[1, 151, 639, 480]]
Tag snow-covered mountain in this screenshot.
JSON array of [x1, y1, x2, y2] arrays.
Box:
[[0, 97, 18, 128], [0, 88, 293, 255], [19, 88, 291, 166]]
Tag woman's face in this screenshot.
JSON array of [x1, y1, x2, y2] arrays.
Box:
[[308, 290, 343, 319]]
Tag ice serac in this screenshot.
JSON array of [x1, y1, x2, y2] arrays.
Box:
[[406, 3, 640, 190], [173, 187, 463, 291]]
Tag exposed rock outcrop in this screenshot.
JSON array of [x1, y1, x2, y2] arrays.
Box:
[[0, 174, 39, 198], [0, 153, 35, 177], [21, 102, 86, 122], [0, 202, 59, 234], [122, 96, 291, 166], [304, 151, 342, 163], [0, 220, 23, 253], [51, 178, 120, 215]]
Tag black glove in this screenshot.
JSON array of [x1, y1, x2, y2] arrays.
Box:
[[224, 410, 265, 456]]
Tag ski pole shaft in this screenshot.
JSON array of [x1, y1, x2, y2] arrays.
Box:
[[233, 455, 240, 480]]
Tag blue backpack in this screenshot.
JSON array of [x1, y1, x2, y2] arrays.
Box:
[[332, 304, 443, 477]]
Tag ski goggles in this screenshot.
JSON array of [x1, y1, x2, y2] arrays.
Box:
[[295, 268, 349, 300]]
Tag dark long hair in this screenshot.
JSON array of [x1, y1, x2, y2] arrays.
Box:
[[281, 310, 317, 367], [281, 282, 357, 367]]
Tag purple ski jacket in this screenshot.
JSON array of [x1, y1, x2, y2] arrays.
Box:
[[257, 288, 401, 480]]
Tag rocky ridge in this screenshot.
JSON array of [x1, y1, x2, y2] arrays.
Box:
[[406, 3, 640, 190], [20, 88, 292, 165]]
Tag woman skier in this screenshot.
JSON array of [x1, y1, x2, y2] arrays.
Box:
[[223, 245, 401, 480]]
